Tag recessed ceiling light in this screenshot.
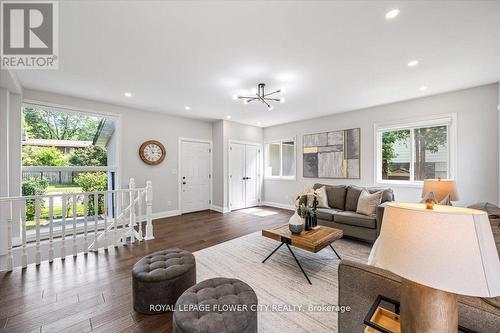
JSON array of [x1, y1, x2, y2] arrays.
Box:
[[385, 9, 400, 19], [124, 92, 132, 97], [407, 60, 419, 67], [419, 86, 428, 91], [232, 94, 238, 100], [226, 115, 231, 119], [280, 97, 285, 104], [185, 106, 191, 110]]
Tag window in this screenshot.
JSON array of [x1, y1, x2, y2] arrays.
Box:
[[265, 138, 296, 179], [376, 115, 455, 185], [21, 103, 119, 233]]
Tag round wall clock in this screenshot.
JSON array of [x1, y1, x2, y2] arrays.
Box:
[[139, 140, 166, 165]]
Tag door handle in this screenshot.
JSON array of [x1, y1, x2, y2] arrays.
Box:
[[243, 177, 247, 180], [182, 181, 186, 185], [246, 177, 252, 180]]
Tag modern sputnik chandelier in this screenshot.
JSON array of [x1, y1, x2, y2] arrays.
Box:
[[233, 83, 285, 110]]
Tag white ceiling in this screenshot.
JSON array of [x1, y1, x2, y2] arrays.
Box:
[[13, 0, 500, 127]]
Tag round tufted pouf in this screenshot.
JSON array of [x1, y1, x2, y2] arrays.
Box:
[[132, 248, 196, 314], [172, 277, 258, 333]]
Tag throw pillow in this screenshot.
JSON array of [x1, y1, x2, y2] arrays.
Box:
[[345, 185, 363, 211], [304, 188, 315, 208], [356, 189, 383, 216], [315, 186, 329, 208], [325, 185, 347, 210]]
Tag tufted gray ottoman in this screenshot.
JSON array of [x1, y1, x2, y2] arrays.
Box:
[[132, 248, 196, 314], [173, 277, 258, 333]]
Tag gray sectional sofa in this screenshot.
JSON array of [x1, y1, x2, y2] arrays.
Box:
[[300, 184, 394, 243]]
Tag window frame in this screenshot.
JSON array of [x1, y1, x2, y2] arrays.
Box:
[[21, 100, 121, 181], [374, 114, 457, 187], [264, 137, 297, 180]]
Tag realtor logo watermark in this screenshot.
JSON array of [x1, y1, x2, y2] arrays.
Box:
[[1, 1, 58, 69]]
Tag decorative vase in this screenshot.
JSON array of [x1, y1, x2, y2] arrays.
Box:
[[305, 216, 313, 231], [289, 211, 304, 234]]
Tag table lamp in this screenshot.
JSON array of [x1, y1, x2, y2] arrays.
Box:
[[421, 179, 459, 209], [369, 203, 500, 332]]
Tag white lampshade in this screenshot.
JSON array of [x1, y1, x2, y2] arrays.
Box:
[[370, 203, 500, 297], [421, 179, 459, 202]]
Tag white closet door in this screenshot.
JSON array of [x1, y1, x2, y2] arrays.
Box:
[[181, 141, 210, 213], [244, 145, 260, 207], [230, 143, 246, 210]]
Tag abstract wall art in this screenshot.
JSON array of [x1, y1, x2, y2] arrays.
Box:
[[303, 128, 360, 179]]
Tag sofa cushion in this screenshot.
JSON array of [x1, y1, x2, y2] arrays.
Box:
[[345, 186, 363, 212], [334, 211, 377, 229], [313, 183, 348, 210], [316, 208, 340, 221], [367, 187, 394, 203]]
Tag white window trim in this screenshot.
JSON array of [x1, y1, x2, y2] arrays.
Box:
[[264, 137, 297, 180], [374, 113, 457, 187]]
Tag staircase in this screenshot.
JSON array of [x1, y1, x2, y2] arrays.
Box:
[[0, 178, 154, 271]]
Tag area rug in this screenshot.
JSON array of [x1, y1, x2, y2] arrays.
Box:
[[193, 231, 371, 333]]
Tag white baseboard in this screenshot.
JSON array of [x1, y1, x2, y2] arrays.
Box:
[[151, 210, 181, 220], [210, 205, 230, 213], [260, 201, 295, 211]]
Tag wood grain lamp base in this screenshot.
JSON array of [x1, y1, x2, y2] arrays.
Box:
[[400, 278, 458, 333]]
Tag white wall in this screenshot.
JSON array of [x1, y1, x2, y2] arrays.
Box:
[[212, 120, 224, 208], [22, 89, 213, 217], [0, 88, 10, 198], [263, 84, 499, 207], [0, 71, 23, 269], [498, 82, 500, 205]]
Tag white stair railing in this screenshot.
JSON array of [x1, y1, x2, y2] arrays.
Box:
[[0, 178, 153, 271]]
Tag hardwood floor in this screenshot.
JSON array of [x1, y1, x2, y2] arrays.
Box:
[[0, 207, 291, 333]]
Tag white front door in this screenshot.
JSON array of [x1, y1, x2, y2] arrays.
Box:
[[229, 143, 260, 210], [245, 145, 260, 207], [181, 141, 210, 214]]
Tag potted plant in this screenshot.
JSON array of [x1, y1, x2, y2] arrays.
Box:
[[299, 204, 315, 231]]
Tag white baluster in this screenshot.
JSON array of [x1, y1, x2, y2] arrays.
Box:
[[129, 179, 136, 243], [103, 191, 108, 249], [21, 201, 27, 268], [121, 191, 126, 243], [93, 192, 99, 251], [61, 195, 66, 259], [6, 201, 13, 271], [145, 181, 154, 240], [83, 193, 88, 254], [113, 191, 118, 247], [35, 197, 41, 265], [137, 190, 143, 241], [72, 194, 77, 256], [48, 197, 54, 262]]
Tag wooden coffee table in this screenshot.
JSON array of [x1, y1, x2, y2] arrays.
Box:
[[261, 224, 343, 284]]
